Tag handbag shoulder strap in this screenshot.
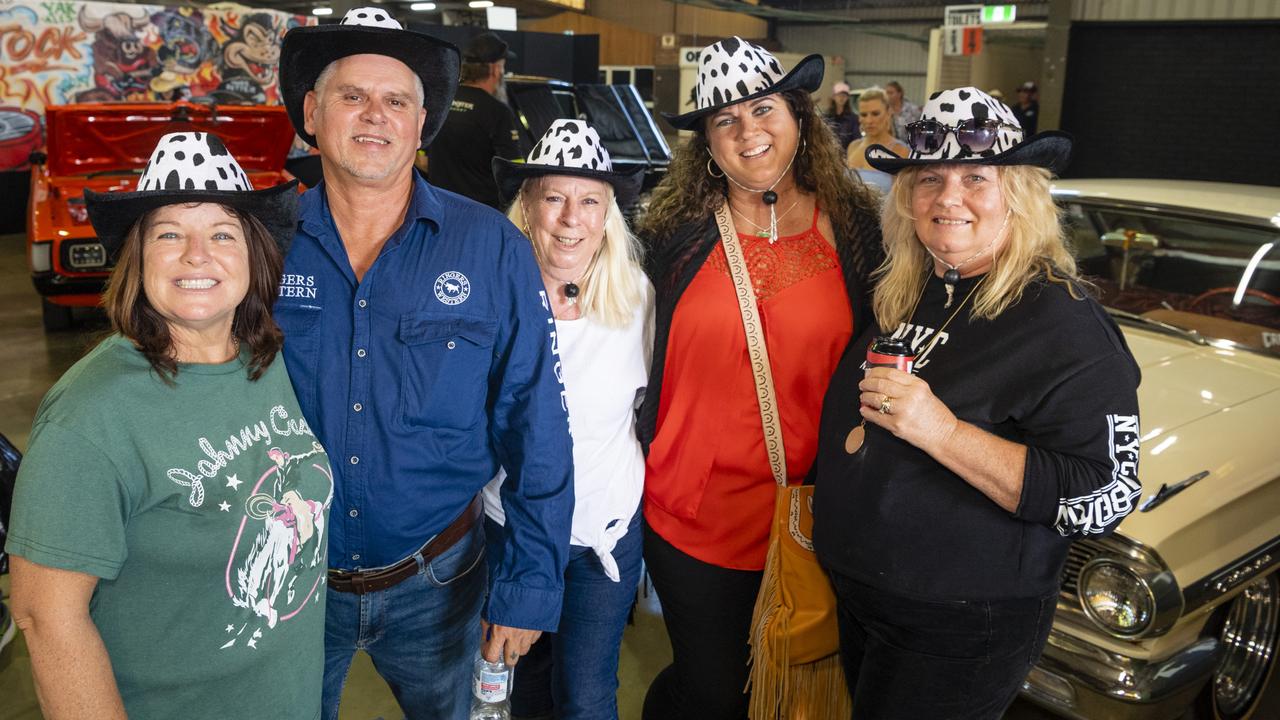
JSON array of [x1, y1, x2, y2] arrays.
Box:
[[714, 202, 787, 488]]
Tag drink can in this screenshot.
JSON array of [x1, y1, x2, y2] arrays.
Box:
[[866, 336, 915, 374]]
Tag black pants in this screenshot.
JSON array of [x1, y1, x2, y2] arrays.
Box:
[[641, 521, 762, 720], [829, 570, 1056, 720]]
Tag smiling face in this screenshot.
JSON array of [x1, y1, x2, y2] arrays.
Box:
[[303, 54, 425, 184], [911, 164, 1009, 275], [858, 97, 890, 137], [704, 93, 800, 190], [142, 202, 249, 339], [523, 175, 610, 284]]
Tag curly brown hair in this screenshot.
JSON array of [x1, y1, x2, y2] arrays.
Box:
[[102, 204, 284, 383], [640, 88, 877, 245]]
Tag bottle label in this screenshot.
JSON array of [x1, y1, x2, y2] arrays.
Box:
[[474, 668, 509, 703]]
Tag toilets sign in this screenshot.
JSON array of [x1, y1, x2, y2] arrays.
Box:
[[944, 4, 1016, 27]]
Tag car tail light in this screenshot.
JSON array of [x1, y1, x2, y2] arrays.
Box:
[[30, 242, 52, 272]]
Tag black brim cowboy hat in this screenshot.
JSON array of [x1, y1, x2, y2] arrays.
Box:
[[279, 7, 459, 148], [493, 120, 644, 210], [84, 131, 299, 258], [662, 36, 824, 131], [865, 86, 1072, 175]]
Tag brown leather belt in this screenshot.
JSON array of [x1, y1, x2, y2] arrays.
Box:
[[327, 495, 483, 595]]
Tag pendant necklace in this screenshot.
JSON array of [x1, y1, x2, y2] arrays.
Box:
[[926, 210, 1010, 308], [730, 198, 802, 242], [563, 280, 581, 304]]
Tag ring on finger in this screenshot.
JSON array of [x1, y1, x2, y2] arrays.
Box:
[[878, 395, 893, 414]]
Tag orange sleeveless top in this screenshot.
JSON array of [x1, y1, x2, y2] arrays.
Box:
[[644, 207, 854, 570]]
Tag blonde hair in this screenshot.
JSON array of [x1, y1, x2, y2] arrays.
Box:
[[858, 87, 890, 111], [508, 177, 646, 327], [873, 164, 1083, 330]]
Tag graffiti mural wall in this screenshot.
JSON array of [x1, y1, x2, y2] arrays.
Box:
[[0, 0, 314, 170]]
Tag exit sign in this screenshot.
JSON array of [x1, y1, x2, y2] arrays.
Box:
[[982, 4, 1017, 23]]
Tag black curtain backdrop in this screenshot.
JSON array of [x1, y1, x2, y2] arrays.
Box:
[[1061, 21, 1280, 186]]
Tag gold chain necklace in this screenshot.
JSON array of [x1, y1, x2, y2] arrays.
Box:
[[903, 271, 986, 368]]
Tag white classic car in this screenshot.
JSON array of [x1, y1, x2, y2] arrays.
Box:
[[1020, 180, 1280, 720]]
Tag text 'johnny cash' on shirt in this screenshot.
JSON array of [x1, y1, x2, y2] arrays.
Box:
[[814, 273, 1142, 601]]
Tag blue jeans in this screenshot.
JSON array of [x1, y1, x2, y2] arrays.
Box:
[[485, 512, 643, 720], [322, 521, 487, 720]]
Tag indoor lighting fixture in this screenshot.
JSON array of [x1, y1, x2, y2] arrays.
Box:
[[468, 0, 494, 7], [410, 1, 437, 9], [312, 6, 333, 15]]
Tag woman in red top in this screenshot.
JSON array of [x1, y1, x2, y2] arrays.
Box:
[[636, 37, 883, 719]]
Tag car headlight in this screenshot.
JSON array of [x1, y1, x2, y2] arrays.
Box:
[[1079, 559, 1155, 637]]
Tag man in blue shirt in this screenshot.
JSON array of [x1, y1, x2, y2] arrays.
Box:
[[277, 10, 573, 718]]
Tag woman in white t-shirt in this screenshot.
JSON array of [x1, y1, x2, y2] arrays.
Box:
[[485, 119, 653, 720]]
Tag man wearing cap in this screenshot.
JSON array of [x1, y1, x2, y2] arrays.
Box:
[[426, 32, 522, 209], [276, 10, 573, 719], [1013, 80, 1040, 134]]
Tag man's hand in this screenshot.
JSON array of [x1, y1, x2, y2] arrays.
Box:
[[480, 619, 541, 666]]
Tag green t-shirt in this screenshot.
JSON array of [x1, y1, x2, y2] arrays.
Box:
[[6, 335, 332, 720]]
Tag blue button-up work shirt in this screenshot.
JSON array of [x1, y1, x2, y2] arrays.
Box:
[[276, 173, 573, 631]]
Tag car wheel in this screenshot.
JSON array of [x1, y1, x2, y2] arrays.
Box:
[[41, 299, 73, 331], [1198, 573, 1280, 720]]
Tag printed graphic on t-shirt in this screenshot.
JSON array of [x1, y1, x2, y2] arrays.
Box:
[[1054, 413, 1140, 536], [165, 404, 333, 649], [887, 320, 950, 370]]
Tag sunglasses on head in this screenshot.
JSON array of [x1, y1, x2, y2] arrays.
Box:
[[906, 118, 1022, 155]]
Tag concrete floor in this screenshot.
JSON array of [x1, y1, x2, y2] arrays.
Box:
[[0, 231, 1054, 719]]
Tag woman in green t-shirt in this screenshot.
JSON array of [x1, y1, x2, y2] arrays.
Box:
[[5, 132, 333, 720]]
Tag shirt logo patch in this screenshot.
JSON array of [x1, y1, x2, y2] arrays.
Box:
[[434, 271, 471, 305]]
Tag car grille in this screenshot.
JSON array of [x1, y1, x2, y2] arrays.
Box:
[[1060, 538, 1108, 599]]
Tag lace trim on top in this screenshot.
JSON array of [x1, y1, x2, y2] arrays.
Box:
[[705, 205, 839, 302]]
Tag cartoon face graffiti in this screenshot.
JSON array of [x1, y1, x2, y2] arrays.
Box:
[[77, 5, 156, 101], [225, 14, 279, 85], [152, 7, 217, 74]]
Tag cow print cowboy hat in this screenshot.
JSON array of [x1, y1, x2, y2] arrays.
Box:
[[279, 7, 460, 148], [492, 119, 644, 210], [84, 132, 299, 259], [866, 86, 1072, 174], [662, 36, 824, 131]]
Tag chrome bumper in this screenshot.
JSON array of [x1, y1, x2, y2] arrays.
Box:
[[1019, 628, 1220, 720]]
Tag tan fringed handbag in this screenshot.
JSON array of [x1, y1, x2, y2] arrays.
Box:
[[713, 203, 852, 720]]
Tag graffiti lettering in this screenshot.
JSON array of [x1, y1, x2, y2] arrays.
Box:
[[0, 23, 84, 62], [39, 0, 74, 25], [0, 64, 61, 106]]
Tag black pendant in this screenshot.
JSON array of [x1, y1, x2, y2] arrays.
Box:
[[564, 282, 580, 299], [943, 268, 961, 285], [762, 190, 778, 205]]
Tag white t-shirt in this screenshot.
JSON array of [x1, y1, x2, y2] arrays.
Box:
[[484, 273, 654, 582]]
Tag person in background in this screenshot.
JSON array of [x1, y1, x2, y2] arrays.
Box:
[[988, 88, 1006, 103], [886, 80, 922, 142], [7, 132, 331, 720], [815, 87, 1141, 719], [824, 81, 860, 151], [427, 31, 523, 209], [277, 10, 573, 719], [485, 119, 652, 720], [638, 36, 883, 719], [1013, 80, 1040, 134], [846, 87, 908, 171]]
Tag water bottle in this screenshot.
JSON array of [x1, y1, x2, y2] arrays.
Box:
[[469, 653, 512, 720]]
